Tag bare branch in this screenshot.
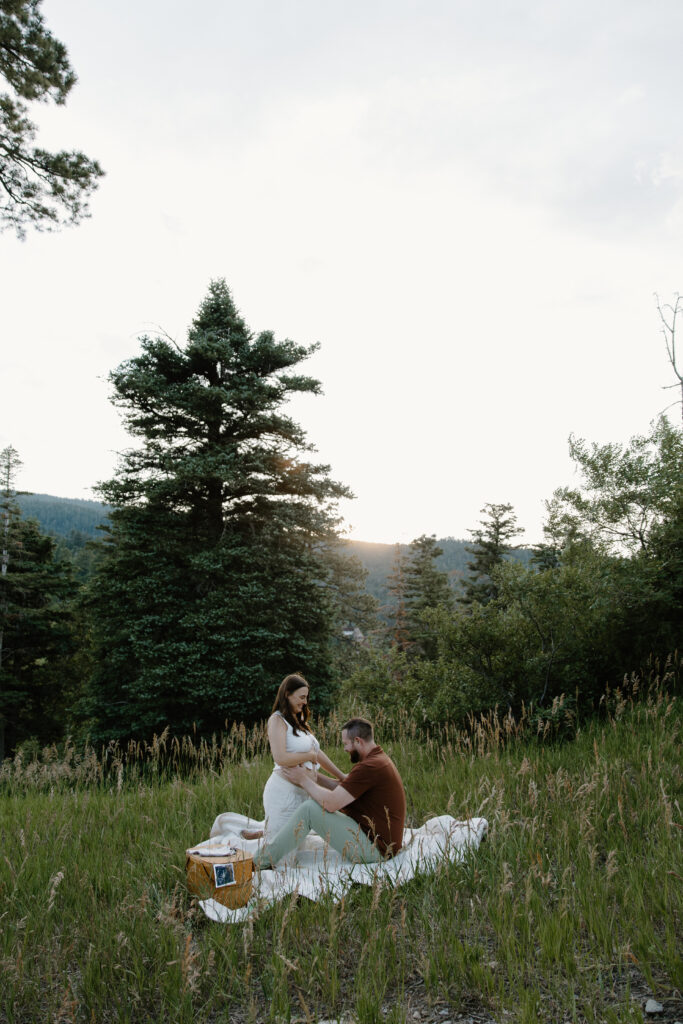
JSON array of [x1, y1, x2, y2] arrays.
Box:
[[655, 292, 683, 423]]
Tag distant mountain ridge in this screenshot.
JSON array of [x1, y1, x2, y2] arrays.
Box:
[[347, 537, 467, 607], [14, 493, 531, 606], [16, 492, 111, 539]]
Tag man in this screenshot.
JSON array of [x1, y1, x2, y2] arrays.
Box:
[[253, 717, 406, 868]]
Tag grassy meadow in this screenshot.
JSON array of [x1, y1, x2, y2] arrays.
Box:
[[0, 683, 681, 1024]]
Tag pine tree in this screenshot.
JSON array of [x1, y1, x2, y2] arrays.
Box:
[[85, 280, 359, 740], [404, 534, 453, 657], [460, 503, 521, 606], [323, 544, 377, 679], [385, 544, 411, 653], [0, 0, 103, 236], [0, 446, 77, 756], [0, 444, 21, 758]]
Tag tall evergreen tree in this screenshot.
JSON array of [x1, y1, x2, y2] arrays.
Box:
[[85, 280, 359, 740], [404, 534, 452, 658], [0, 444, 21, 758], [0, 446, 77, 756], [460, 503, 521, 606], [385, 544, 411, 653]]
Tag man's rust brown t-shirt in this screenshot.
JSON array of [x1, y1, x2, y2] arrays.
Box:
[[340, 745, 406, 856]]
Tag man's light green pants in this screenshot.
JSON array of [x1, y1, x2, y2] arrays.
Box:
[[253, 798, 383, 868]]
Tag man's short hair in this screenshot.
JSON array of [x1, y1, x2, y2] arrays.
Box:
[[341, 717, 374, 742]]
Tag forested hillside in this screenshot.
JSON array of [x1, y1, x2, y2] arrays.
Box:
[[347, 537, 531, 608], [16, 493, 110, 539], [15, 494, 532, 607]]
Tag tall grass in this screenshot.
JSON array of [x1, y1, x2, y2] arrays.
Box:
[[0, 687, 572, 795], [1, 679, 681, 1023]]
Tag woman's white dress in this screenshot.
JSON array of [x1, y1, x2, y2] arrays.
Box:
[[263, 713, 320, 838]]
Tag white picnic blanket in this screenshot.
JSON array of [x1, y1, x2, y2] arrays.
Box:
[[190, 812, 488, 923]]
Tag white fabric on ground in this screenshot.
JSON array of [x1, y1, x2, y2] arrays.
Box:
[[190, 812, 488, 923]]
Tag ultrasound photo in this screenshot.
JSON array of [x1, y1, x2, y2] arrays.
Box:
[[213, 863, 236, 888]]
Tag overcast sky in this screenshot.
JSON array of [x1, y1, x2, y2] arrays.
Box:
[[1, 0, 681, 543]]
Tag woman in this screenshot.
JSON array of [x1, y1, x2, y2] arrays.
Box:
[[243, 673, 346, 840]]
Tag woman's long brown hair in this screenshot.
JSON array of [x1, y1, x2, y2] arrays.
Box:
[[271, 673, 311, 736]]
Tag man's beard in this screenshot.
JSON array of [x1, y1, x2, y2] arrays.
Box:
[[349, 749, 360, 764]]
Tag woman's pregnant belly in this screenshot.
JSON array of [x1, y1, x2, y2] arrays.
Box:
[[263, 771, 308, 838]]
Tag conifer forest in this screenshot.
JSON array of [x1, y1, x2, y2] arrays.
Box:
[[1, 277, 681, 759]]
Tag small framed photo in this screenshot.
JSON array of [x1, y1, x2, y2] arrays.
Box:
[[213, 863, 236, 888]]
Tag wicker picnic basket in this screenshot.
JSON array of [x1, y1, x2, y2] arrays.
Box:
[[185, 848, 253, 908]]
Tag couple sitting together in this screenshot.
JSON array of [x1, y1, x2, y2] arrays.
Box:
[[248, 673, 406, 869]]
